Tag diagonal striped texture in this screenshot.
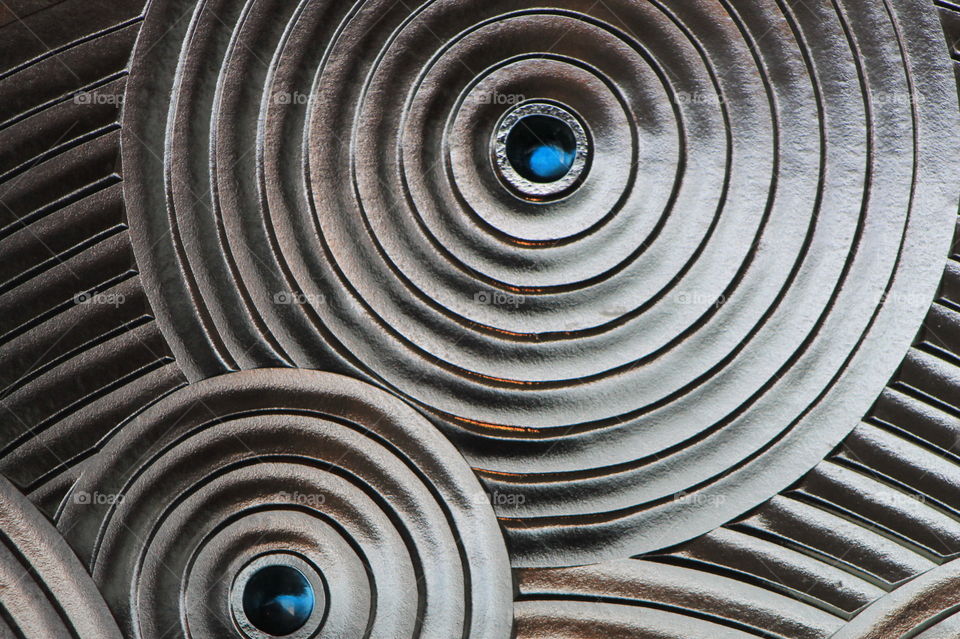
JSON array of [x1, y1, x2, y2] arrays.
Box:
[[0, 0, 186, 520]]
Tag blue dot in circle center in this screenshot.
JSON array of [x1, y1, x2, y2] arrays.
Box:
[[528, 144, 575, 181], [242, 564, 314, 636], [505, 114, 577, 183]]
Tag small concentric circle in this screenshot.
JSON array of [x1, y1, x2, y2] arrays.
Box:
[[56, 370, 513, 639], [231, 554, 324, 639], [492, 101, 589, 200]]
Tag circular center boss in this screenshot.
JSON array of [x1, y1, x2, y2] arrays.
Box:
[[492, 101, 590, 201]]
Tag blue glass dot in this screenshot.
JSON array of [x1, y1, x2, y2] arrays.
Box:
[[506, 114, 577, 183], [242, 565, 314, 636], [528, 144, 576, 181]]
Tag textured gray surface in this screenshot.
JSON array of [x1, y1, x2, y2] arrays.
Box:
[[1, 0, 960, 637]]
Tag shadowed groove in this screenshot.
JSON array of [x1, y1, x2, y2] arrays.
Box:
[[3, 0, 960, 637], [0, 0, 183, 521]]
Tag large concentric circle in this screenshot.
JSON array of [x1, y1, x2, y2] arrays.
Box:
[[55, 370, 513, 639], [122, 0, 960, 565]]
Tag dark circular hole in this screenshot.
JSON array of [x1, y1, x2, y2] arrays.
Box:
[[242, 565, 314, 636], [505, 114, 577, 183]]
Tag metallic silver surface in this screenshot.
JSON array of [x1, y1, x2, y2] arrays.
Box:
[[118, 0, 960, 566], [2, 0, 960, 637], [55, 369, 513, 639], [0, 475, 122, 639], [491, 101, 590, 200]]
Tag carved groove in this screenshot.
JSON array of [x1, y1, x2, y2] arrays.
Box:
[[119, 0, 960, 568], [56, 369, 513, 639], [0, 0, 183, 519], [2, 0, 960, 637]]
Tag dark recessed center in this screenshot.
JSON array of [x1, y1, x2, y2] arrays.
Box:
[[505, 114, 577, 183], [241, 565, 314, 636]]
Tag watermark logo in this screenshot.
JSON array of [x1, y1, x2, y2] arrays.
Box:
[[273, 291, 326, 306], [473, 90, 526, 106], [674, 291, 727, 308], [873, 91, 925, 107], [73, 90, 124, 106], [876, 492, 925, 509], [72, 490, 123, 505], [674, 91, 723, 106], [74, 291, 126, 307], [277, 491, 326, 507], [472, 489, 526, 507], [874, 291, 931, 313], [673, 491, 727, 509], [473, 290, 525, 309], [272, 91, 310, 105]]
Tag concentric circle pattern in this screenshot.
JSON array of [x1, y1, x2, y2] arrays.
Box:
[[0, 476, 122, 639], [55, 370, 513, 639], [122, 0, 960, 564]]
